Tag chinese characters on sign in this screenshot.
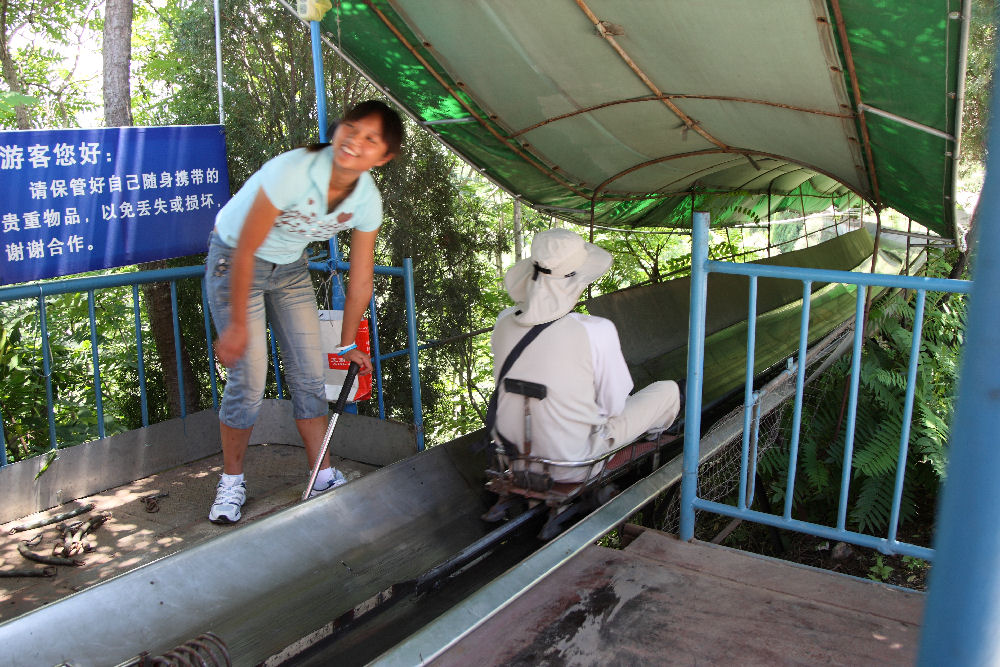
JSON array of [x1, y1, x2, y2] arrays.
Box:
[[1, 125, 230, 285]]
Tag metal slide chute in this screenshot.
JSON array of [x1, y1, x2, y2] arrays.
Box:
[[587, 227, 903, 404]]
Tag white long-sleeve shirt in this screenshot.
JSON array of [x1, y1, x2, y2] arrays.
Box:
[[491, 308, 633, 466]]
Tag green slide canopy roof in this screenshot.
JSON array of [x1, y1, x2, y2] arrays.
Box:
[[321, 1, 966, 239]]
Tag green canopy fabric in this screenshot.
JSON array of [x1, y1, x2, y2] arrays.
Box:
[[322, 1, 965, 239]]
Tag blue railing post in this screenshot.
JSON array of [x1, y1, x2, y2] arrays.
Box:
[[201, 278, 220, 410], [403, 258, 425, 451], [132, 284, 149, 427], [37, 294, 57, 450], [747, 392, 761, 502], [782, 281, 812, 520], [918, 51, 1000, 664], [0, 402, 6, 466], [886, 289, 925, 547], [369, 292, 386, 419], [87, 290, 106, 440], [738, 275, 758, 509], [837, 287, 867, 530], [169, 281, 186, 419], [680, 211, 711, 541]]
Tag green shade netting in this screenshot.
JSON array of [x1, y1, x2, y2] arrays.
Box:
[[320, 1, 962, 239]]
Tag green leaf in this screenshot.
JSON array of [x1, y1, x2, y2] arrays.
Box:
[[0, 91, 39, 109], [34, 451, 58, 480]]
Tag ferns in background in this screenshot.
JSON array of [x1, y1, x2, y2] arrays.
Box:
[[759, 250, 966, 535]]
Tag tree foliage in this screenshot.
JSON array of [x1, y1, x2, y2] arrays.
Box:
[[960, 0, 998, 173], [0, 286, 166, 463], [0, 0, 102, 129]]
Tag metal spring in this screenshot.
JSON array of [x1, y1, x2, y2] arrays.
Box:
[[148, 632, 231, 666]]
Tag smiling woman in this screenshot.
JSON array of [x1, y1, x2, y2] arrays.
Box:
[[305, 100, 405, 210], [204, 99, 404, 524]]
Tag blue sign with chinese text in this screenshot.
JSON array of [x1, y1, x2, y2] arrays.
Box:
[[1, 125, 230, 285]]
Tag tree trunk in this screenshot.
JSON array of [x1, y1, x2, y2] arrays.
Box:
[[103, 0, 199, 417], [0, 0, 32, 129], [102, 0, 134, 127], [141, 260, 202, 417]]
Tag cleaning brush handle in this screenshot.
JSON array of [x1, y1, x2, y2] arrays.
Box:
[[301, 361, 361, 502], [334, 362, 360, 415]]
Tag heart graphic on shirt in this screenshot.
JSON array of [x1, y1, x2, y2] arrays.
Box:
[[338, 212, 353, 223]]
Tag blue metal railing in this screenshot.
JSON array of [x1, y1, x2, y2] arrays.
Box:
[[680, 211, 971, 560], [0, 256, 425, 464], [310, 256, 425, 447]]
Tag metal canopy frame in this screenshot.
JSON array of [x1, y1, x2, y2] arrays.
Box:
[[309, 0, 967, 239]]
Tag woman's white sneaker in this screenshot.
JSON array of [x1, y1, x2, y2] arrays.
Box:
[[308, 468, 348, 498], [209, 480, 247, 523]]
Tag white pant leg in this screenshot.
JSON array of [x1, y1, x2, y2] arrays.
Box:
[[603, 380, 682, 448]]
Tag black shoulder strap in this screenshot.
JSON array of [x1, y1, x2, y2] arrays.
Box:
[[496, 320, 555, 387], [483, 319, 556, 446]]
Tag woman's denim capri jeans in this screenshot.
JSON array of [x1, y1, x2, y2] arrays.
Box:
[[205, 231, 329, 429]]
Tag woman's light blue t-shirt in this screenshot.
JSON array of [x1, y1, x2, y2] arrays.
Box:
[[214, 145, 382, 264]]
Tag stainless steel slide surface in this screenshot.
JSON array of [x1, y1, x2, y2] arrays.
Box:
[[0, 432, 490, 666]]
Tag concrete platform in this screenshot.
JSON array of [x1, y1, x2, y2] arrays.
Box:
[[0, 444, 375, 622], [435, 528, 924, 666]]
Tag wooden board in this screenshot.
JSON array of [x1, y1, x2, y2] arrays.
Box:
[[435, 529, 923, 666]]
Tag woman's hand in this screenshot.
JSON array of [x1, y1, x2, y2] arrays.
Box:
[[341, 346, 373, 374], [215, 323, 248, 368]]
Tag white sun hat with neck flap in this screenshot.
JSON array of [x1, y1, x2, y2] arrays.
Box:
[[504, 228, 613, 325]]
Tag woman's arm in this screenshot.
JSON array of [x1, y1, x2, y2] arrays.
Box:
[[214, 188, 280, 367], [339, 226, 378, 373]]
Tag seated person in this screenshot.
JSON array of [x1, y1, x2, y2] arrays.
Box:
[[490, 228, 682, 483]]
